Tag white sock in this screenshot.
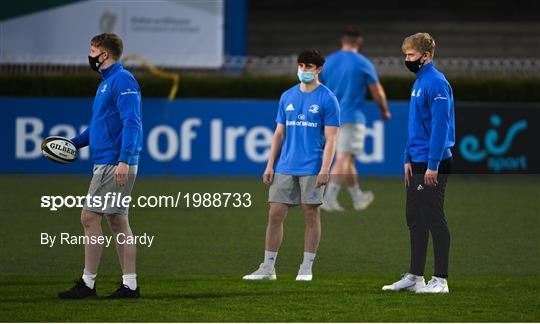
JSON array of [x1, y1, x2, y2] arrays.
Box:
[[326, 181, 341, 201], [122, 273, 137, 290], [263, 250, 277, 268], [348, 184, 362, 200], [301, 252, 316, 270], [82, 268, 96, 289]]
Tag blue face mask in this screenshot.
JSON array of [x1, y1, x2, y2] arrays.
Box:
[[297, 70, 315, 84]]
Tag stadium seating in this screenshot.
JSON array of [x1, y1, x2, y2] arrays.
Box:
[[247, 0, 540, 58]]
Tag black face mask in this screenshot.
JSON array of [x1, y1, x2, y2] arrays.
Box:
[[404, 54, 426, 73], [88, 52, 105, 72]]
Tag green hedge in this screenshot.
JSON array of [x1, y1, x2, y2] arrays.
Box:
[[0, 74, 538, 102]]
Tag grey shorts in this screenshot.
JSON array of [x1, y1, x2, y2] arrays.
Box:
[[268, 173, 325, 205], [337, 123, 366, 156], [83, 164, 138, 215]]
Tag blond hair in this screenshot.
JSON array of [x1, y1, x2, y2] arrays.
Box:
[[402, 33, 436, 56]]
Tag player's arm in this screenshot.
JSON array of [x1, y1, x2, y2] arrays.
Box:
[[263, 123, 285, 185], [114, 76, 142, 185], [317, 126, 339, 187], [71, 127, 90, 149], [368, 83, 391, 120], [317, 93, 340, 187], [115, 77, 142, 165], [365, 61, 391, 120], [403, 140, 412, 187], [425, 82, 452, 186]]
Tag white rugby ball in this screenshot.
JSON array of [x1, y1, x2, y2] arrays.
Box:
[[41, 136, 78, 164]]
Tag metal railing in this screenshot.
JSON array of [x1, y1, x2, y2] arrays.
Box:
[[234, 56, 540, 77], [1, 56, 538, 77]]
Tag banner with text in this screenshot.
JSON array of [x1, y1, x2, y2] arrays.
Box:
[[0, 97, 408, 176], [2, 98, 537, 175], [0, 0, 223, 68], [453, 103, 540, 174]]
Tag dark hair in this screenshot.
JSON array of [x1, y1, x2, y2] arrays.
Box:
[[91, 33, 123, 60], [342, 25, 364, 44], [297, 49, 325, 68]]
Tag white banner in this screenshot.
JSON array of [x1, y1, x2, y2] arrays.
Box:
[[0, 0, 224, 68]]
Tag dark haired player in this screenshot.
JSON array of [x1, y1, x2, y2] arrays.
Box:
[[320, 26, 391, 212], [243, 50, 340, 281]]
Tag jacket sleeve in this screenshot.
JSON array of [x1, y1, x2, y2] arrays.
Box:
[[113, 75, 142, 164], [403, 140, 410, 164], [71, 127, 89, 149], [427, 81, 452, 170]]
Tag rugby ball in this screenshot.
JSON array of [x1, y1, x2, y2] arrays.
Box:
[[41, 136, 78, 164]]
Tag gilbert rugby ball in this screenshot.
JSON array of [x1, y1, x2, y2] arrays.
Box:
[[41, 136, 78, 164]]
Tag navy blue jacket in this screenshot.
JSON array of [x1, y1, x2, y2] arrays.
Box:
[[72, 62, 142, 165], [404, 62, 455, 170]]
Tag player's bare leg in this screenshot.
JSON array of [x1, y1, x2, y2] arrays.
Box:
[[296, 204, 321, 281], [344, 154, 357, 187], [348, 157, 374, 211], [58, 209, 102, 299], [265, 202, 289, 251], [322, 152, 349, 211], [107, 213, 136, 274], [244, 202, 288, 280], [81, 210, 104, 275], [302, 204, 321, 252], [106, 213, 138, 296]]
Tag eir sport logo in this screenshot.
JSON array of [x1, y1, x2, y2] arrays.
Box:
[[460, 114, 528, 172]]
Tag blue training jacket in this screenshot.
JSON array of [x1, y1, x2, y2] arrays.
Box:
[[72, 62, 143, 165], [404, 61, 455, 170]]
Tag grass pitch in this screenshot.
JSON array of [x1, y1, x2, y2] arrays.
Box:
[[0, 175, 539, 321]]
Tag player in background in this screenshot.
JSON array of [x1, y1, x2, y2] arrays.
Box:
[[382, 32, 455, 293], [58, 33, 143, 299], [320, 26, 391, 212], [243, 50, 340, 281]]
